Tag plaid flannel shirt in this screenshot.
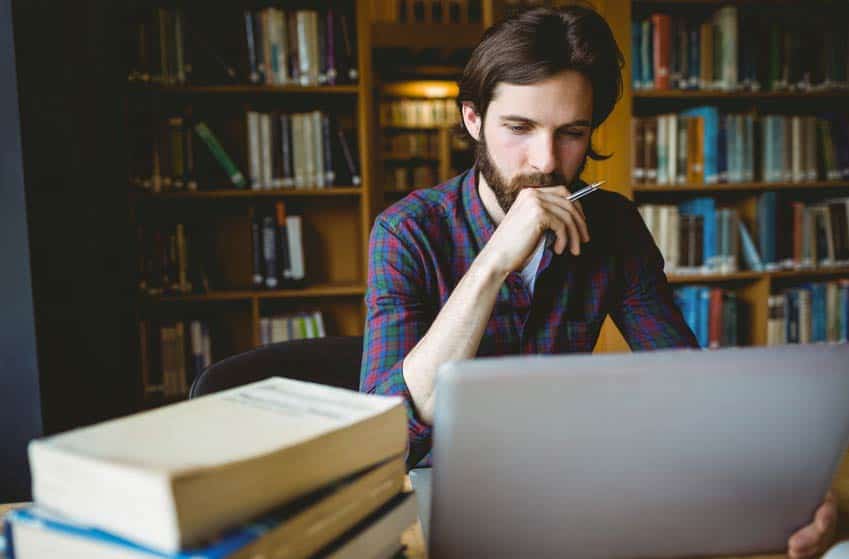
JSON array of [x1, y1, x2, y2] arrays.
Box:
[[360, 168, 698, 467]]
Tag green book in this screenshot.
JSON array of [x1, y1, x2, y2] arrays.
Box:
[[194, 122, 246, 188]]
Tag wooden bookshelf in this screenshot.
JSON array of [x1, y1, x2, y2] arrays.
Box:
[[136, 84, 360, 95], [633, 181, 849, 193], [616, 0, 849, 353], [371, 22, 484, 48], [138, 187, 363, 199], [127, 1, 377, 407]]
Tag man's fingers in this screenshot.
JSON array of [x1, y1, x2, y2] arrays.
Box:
[[542, 195, 590, 245], [815, 497, 837, 532]]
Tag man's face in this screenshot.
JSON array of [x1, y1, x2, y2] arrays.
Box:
[[469, 70, 594, 214]]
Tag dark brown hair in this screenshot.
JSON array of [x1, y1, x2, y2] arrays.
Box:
[[457, 5, 624, 160]]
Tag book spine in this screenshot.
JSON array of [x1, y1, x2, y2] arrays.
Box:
[[312, 111, 325, 188], [287, 215, 305, 280], [247, 111, 262, 189], [280, 114, 294, 188], [297, 11, 312, 86], [337, 126, 361, 185], [276, 202, 292, 280], [260, 113, 273, 190], [262, 214, 279, 289], [326, 9, 337, 85], [245, 11, 259, 83], [321, 113, 335, 186], [251, 214, 264, 288], [194, 122, 246, 188]]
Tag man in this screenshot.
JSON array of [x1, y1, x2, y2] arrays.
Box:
[[360, 7, 836, 557]]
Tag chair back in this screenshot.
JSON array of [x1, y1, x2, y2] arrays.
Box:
[[189, 336, 364, 399]]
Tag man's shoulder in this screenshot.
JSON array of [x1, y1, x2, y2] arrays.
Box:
[[375, 173, 466, 232]]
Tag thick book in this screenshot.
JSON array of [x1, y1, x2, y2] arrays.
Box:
[[28, 378, 406, 552], [5, 458, 405, 559]]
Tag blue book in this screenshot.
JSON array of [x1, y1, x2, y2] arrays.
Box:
[[785, 289, 799, 344], [810, 283, 827, 343], [717, 115, 728, 183], [697, 286, 710, 348], [682, 106, 720, 183], [757, 192, 777, 268], [631, 21, 643, 90], [674, 287, 699, 338], [4, 458, 404, 559], [738, 219, 764, 271]]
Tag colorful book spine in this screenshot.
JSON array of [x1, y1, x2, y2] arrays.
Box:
[[193, 122, 246, 188]]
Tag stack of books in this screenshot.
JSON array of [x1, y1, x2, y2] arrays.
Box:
[[4, 378, 415, 559]]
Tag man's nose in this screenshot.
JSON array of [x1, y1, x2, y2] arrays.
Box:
[[528, 134, 557, 175]]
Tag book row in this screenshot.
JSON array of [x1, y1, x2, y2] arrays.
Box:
[[767, 281, 849, 346], [640, 195, 849, 275], [380, 98, 459, 128], [131, 113, 360, 192], [258, 311, 327, 346], [673, 286, 743, 349], [138, 319, 212, 398], [382, 131, 440, 158], [392, 0, 482, 24], [632, 110, 849, 186], [386, 165, 437, 192], [127, 6, 358, 87], [14, 378, 411, 558], [633, 5, 849, 92], [246, 110, 361, 190], [252, 205, 307, 290]]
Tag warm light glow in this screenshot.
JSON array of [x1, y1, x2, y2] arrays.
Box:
[[382, 80, 459, 99]]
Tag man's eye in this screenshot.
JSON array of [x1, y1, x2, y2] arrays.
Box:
[[508, 125, 529, 134]]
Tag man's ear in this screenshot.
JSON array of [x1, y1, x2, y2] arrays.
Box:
[[461, 102, 482, 142]]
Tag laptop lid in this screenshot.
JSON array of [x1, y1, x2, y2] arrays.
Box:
[[429, 344, 849, 559]]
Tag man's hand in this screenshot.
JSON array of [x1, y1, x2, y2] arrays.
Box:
[[479, 185, 590, 276], [788, 491, 838, 559]]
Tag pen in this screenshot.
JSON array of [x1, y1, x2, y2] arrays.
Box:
[[544, 180, 605, 248]]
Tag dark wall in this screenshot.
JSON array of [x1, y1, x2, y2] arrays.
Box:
[[0, 0, 44, 502], [12, 0, 137, 436]]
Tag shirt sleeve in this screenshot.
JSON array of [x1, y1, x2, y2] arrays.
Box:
[[359, 217, 435, 464], [610, 200, 700, 350]]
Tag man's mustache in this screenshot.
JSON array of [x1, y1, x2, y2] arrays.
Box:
[[509, 173, 568, 188]]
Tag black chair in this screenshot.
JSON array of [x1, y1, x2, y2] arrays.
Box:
[[189, 336, 364, 399]]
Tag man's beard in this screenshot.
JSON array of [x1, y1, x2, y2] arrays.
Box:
[[476, 130, 586, 215]]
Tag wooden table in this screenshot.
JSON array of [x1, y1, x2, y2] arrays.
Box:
[[400, 451, 849, 559], [4, 453, 847, 559]]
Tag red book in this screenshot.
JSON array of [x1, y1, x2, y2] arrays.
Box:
[[709, 287, 723, 349], [651, 13, 671, 90]]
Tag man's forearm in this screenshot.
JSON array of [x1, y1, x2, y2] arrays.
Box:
[[402, 253, 508, 424]]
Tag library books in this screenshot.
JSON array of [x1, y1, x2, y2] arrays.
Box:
[[245, 110, 359, 190], [252, 204, 306, 290], [380, 98, 458, 128], [5, 459, 407, 559], [632, 112, 849, 187], [139, 319, 212, 399], [674, 286, 742, 349], [633, 5, 849, 92], [28, 377, 406, 552], [768, 280, 849, 346], [260, 311, 326, 346]]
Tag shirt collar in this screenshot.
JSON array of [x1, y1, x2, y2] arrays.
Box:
[[461, 167, 497, 252]]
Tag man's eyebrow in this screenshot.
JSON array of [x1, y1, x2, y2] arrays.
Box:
[[499, 115, 592, 128]]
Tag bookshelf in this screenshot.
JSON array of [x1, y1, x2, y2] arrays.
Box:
[[128, 1, 377, 407], [626, 0, 849, 350]]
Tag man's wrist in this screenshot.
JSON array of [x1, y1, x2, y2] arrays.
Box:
[[470, 249, 511, 286]]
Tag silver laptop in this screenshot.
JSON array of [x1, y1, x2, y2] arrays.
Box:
[[427, 344, 849, 559]]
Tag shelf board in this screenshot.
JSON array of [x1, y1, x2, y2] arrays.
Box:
[[371, 22, 483, 48], [134, 83, 359, 95], [667, 267, 849, 284], [633, 181, 849, 193], [634, 89, 849, 100], [668, 271, 764, 283], [770, 267, 849, 280], [148, 283, 366, 303], [138, 187, 362, 199]]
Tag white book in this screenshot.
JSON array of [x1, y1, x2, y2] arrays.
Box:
[[667, 115, 677, 185], [260, 113, 273, 189], [656, 115, 668, 185], [292, 114, 306, 189], [313, 311, 326, 337], [28, 378, 406, 553], [247, 111, 262, 190], [259, 317, 271, 345], [313, 111, 325, 188], [302, 112, 316, 187], [271, 316, 289, 343], [309, 11, 322, 86], [304, 313, 317, 338], [323, 492, 417, 559], [287, 216, 305, 280], [296, 11, 313, 86]]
